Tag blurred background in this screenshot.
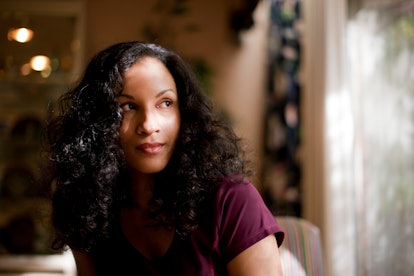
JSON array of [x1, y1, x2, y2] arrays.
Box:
[[0, 0, 413, 275]]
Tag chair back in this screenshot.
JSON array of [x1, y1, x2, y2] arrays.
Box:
[[276, 216, 324, 276], [0, 250, 76, 275]]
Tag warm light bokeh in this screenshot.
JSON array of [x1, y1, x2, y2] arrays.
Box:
[[7, 27, 34, 43]]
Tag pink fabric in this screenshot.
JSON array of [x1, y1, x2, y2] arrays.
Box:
[[91, 178, 284, 275], [214, 179, 284, 262]]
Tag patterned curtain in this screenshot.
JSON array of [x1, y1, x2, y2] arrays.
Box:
[[263, 0, 302, 217]]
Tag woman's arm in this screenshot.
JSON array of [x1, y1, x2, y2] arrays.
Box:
[[72, 250, 97, 276], [226, 235, 283, 275]]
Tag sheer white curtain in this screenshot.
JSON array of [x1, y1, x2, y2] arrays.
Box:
[[303, 0, 357, 275], [303, 0, 414, 275], [348, 2, 414, 275]]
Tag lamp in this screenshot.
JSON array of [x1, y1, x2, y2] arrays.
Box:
[[7, 27, 34, 43], [30, 55, 50, 71]]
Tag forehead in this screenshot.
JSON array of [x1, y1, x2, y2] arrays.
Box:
[[121, 57, 176, 94], [123, 57, 169, 78]]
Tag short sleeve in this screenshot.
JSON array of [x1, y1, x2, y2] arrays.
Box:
[[214, 178, 284, 263]]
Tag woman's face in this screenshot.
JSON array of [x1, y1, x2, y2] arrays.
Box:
[[118, 57, 180, 175]]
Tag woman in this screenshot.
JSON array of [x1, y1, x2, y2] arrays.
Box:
[[43, 41, 284, 275]]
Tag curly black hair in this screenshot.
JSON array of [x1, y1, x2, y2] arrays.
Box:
[[43, 41, 250, 252]]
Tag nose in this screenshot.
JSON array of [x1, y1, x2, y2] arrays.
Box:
[[136, 110, 159, 135]]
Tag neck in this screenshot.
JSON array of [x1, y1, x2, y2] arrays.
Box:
[[128, 172, 155, 209]]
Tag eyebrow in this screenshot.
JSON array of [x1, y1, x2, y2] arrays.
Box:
[[119, 89, 175, 99]]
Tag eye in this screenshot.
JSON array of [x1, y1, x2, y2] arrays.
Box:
[[120, 102, 137, 111], [158, 99, 173, 108]]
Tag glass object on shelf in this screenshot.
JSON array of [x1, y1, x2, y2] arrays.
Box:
[[0, 1, 84, 84], [0, 1, 85, 260]]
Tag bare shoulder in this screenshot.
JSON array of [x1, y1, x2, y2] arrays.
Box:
[[226, 235, 283, 275], [72, 250, 97, 276]]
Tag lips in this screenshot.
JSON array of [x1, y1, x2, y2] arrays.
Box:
[[136, 143, 164, 154]]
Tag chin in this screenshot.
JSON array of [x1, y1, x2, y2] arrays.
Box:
[[132, 163, 168, 174]]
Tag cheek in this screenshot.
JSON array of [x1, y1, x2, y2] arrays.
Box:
[[119, 121, 132, 148], [164, 113, 180, 138], [119, 115, 133, 135]]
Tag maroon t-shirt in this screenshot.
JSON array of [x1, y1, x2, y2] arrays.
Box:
[[91, 178, 284, 275]]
